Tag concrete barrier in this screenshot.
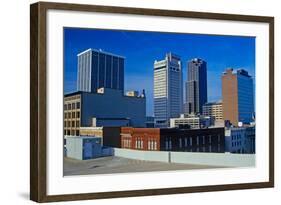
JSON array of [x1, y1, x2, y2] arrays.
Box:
[[114, 148, 169, 163], [113, 148, 255, 167], [170, 152, 255, 167]]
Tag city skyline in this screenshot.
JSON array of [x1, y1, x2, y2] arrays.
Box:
[[64, 27, 255, 116]]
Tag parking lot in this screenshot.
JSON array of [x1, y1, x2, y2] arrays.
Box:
[[64, 156, 222, 176]]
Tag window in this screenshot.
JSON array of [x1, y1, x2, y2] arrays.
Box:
[[72, 112, 75, 118], [196, 136, 199, 145], [154, 141, 157, 150], [190, 138, 192, 146], [169, 138, 172, 149], [165, 138, 169, 150], [179, 138, 182, 148], [140, 140, 143, 149], [77, 111, 80, 118], [76, 121, 79, 127], [184, 137, 188, 147], [76, 102, 80, 109], [202, 136, 205, 144], [67, 104, 71, 110], [64, 104, 67, 110], [72, 103, 75, 109], [72, 121, 75, 127]]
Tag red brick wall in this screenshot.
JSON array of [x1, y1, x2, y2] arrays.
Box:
[[121, 127, 161, 151]]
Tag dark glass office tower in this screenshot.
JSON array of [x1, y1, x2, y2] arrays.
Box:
[[77, 48, 125, 93], [185, 58, 207, 115]]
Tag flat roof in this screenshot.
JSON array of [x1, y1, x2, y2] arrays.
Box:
[[77, 48, 125, 59], [65, 135, 102, 139], [64, 91, 85, 97]]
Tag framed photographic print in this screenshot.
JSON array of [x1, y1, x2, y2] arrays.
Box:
[[30, 1, 274, 202]]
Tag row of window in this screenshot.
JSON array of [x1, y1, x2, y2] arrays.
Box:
[[64, 120, 80, 128], [232, 141, 242, 147], [232, 135, 242, 140], [64, 111, 80, 119], [165, 135, 221, 149], [122, 138, 158, 150], [64, 102, 80, 110], [64, 130, 79, 136]]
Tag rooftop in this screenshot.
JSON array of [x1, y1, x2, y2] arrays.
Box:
[[77, 48, 125, 59]]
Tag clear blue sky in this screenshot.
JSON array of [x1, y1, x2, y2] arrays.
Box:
[[64, 27, 255, 116]]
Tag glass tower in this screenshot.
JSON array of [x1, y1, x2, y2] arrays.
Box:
[[77, 48, 124, 93]]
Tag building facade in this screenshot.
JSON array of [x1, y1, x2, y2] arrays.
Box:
[[154, 53, 183, 127], [225, 126, 255, 154], [121, 127, 160, 151], [170, 114, 214, 129], [77, 48, 125, 93], [185, 58, 207, 115], [64, 88, 146, 136], [222, 68, 254, 126], [202, 101, 223, 121], [120, 127, 225, 153]]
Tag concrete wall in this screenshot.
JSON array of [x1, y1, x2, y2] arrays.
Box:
[[66, 137, 83, 160], [113, 148, 255, 167], [170, 151, 255, 167], [114, 148, 169, 163]]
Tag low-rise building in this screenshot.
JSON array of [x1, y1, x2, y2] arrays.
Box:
[[65, 136, 103, 160], [170, 114, 214, 129], [121, 127, 225, 153], [225, 126, 255, 154], [79, 126, 122, 148]]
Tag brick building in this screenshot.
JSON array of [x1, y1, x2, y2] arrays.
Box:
[[121, 127, 225, 153]]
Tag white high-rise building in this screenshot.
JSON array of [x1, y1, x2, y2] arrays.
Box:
[[154, 53, 183, 127]]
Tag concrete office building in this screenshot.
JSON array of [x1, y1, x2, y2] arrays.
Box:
[[185, 58, 207, 115], [170, 114, 214, 129], [225, 126, 255, 154], [222, 68, 254, 126], [154, 53, 183, 127], [64, 88, 146, 136], [77, 48, 125, 93], [203, 101, 223, 121], [121, 127, 225, 153]]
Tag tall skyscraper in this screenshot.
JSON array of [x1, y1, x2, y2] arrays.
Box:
[[77, 48, 125, 93], [185, 58, 207, 115], [222, 68, 254, 126], [154, 53, 183, 127]]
